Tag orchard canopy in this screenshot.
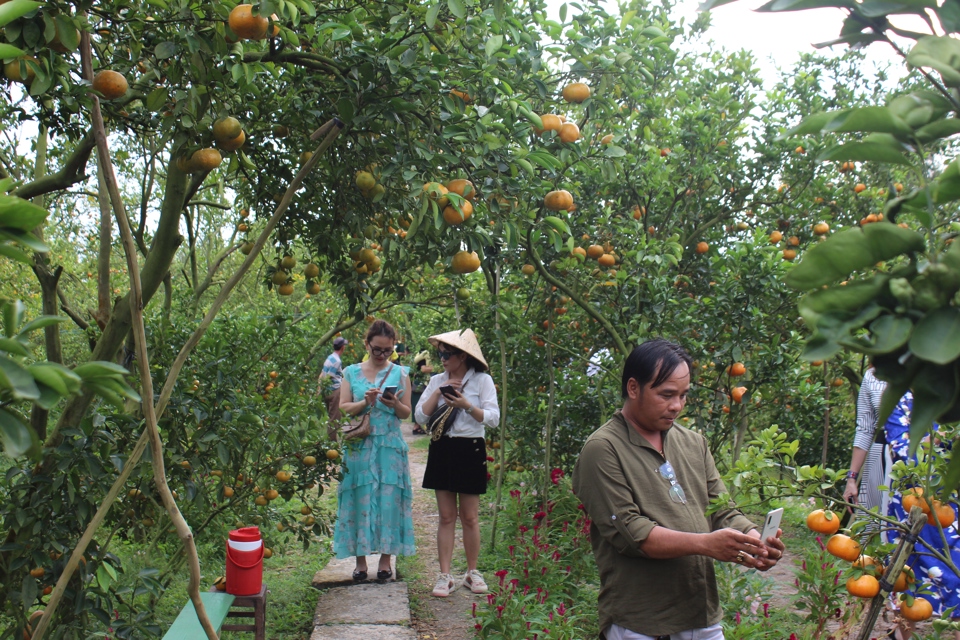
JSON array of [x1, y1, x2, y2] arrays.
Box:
[[5, 0, 960, 634]]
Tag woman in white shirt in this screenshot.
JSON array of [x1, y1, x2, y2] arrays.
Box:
[[415, 328, 500, 598]]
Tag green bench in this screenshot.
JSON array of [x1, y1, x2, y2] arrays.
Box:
[[163, 592, 235, 639], [163, 585, 267, 640]]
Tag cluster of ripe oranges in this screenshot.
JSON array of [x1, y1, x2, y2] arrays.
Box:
[[807, 508, 933, 620]]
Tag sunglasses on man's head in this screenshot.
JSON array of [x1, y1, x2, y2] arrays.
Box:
[[437, 349, 462, 360]]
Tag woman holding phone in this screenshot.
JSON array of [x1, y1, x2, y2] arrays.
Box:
[[415, 328, 500, 597], [334, 319, 415, 582]]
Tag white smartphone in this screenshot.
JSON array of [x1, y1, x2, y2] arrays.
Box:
[[760, 507, 784, 544]]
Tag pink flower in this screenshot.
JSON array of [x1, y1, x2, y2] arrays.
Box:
[[472, 603, 477, 617], [735, 612, 741, 625], [487, 594, 496, 605], [487, 456, 495, 462], [763, 602, 769, 618], [495, 569, 508, 578], [496, 605, 504, 617], [551, 468, 564, 484], [475, 623, 483, 630], [534, 511, 547, 520], [557, 602, 567, 616]]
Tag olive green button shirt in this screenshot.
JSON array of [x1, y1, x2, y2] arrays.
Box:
[[572, 411, 757, 637]]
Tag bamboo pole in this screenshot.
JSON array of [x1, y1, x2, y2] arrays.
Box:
[[488, 265, 510, 550], [854, 507, 927, 640]]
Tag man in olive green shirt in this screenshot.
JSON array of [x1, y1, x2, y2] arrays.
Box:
[[573, 339, 785, 639]]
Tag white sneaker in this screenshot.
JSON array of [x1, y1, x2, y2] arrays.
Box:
[[462, 570, 488, 594], [431, 573, 456, 597]]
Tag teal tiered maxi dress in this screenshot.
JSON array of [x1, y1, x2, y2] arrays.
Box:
[[332, 363, 416, 559]]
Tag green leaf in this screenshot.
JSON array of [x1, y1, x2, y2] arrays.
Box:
[[0, 407, 32, 457], [0, 229, 50, 253], [0, 196, 49, 231], [907, 36, 960, 87], [0, 0, 41, 29], [782, 111, 847, 139], [447, 0, 465, 19], [913, 118, 960, 143], [604, 145, 627, 158], [0, 338, 28, 356], [821, 107, 914, 138], [543, 216, 570, 235], [53, 13, 79, 50], [0, 243, 32, 264], [938, 0, 960, 33], [933, 158, 960, 203], [816, 140, 912, 165], [801, 334, 844, 361], [0, 44, 24, 58], [757, 0, 855, 9], [18, 315, 66, 335], [73, 361, 131, 378], [697, 0, 739, 9], [813, 32, 886, 48], [484, 34, 503, 59], [27, 362, 74, 396], [785, 224, 926, 289], [859, 0, 936, 18], [798, 276, 888, 324], [838, 314, 913, 354], [0, 355, 39, 400], [155, 41, 176, 59], [2, 300, 23, 337], [425, 3, 440, 29], [146, 87, 167, 112], [909, 364, 957, 453], [909, 307, 960, 364]]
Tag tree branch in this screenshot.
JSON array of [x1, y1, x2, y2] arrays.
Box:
[[13, 132, 96, 201]]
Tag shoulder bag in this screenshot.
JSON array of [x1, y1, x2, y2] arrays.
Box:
[[428, 379, 468, 442], [342, 364, 395, 441]]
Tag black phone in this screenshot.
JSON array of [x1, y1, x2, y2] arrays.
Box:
[[439, 384, 458, 397], [381, 385, 398, 398]]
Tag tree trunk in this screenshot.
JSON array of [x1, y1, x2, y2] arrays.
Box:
[[43, 160, 188, 450], [96, 159, 114, 328], [822, 374, 831, 468], [28, 125, 62, 442]]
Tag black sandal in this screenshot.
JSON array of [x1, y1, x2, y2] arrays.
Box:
[[412, 425, 426, 435], [352, 569, 367, 581], [377, 569, 392, 581]]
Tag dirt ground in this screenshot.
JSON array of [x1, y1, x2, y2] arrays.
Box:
[[403, 429, 482, 640]]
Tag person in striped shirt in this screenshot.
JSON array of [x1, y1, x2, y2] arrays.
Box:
[[842, 366, 888, 538]]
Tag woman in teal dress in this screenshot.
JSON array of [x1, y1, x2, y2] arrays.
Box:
[[334, 319, 416, 581]]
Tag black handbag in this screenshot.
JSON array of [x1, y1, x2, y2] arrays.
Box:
[[428, 380, 468, 441]]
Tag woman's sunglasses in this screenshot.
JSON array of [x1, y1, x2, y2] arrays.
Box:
[[369, 346, 395, 357], [437, 349, 462, 360]]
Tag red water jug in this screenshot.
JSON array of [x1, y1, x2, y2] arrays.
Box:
[[226, 526, 263, 595]]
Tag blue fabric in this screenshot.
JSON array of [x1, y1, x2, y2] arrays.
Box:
[[886, 391, 960, 617], [332, 363, 416, 559]]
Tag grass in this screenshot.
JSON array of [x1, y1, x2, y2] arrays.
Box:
[[94, 488, 338, 639]]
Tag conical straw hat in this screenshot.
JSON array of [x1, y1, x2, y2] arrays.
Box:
[[428, 328, 488, 371]]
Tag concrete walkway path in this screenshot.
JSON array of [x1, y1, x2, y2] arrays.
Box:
[[309, 556, 417, 639]]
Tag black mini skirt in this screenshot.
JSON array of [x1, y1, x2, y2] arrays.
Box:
[[422, 436, 488, 495]]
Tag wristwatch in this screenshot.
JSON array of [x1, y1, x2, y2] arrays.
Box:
[[846, 470, 859, 481]]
